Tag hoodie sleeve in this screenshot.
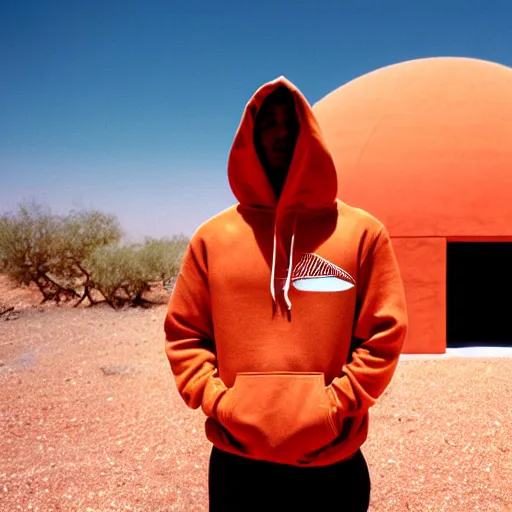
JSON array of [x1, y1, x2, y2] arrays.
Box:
[[164, 232, 228, 420], [327, 226, 408, 417]]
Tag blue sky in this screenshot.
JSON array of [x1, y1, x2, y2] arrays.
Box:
[[2, 0, 512, 240]]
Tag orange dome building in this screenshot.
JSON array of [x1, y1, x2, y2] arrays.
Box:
[[313, 57, 512, 354]]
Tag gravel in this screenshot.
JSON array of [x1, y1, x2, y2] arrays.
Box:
[[1, 304, 511, 511]]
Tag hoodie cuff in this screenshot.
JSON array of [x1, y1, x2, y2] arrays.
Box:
[[326, 381, 346, 413], [202, 375, 228, 420]]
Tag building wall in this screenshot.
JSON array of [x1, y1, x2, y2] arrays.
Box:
[[392, 237, 446, 354]]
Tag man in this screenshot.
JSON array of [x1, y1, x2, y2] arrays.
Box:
[[164, 76, 408, 511]]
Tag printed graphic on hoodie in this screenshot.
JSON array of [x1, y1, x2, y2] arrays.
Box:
[[292, 253, 356, 292]]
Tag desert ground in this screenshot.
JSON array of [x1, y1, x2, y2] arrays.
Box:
[[1, 275, 511, 511]]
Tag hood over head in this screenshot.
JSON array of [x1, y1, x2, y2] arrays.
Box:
[[228, 76, 338, 213]]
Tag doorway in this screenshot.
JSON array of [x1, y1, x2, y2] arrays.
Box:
[[446, 242, 512, 347]]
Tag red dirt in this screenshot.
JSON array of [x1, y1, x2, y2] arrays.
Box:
[[1, 276, 511, 511]]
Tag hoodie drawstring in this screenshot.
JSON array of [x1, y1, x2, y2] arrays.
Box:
[[270, 227, 277, 306], [270, 213, 298, 313], [283, 214, 298, 310]]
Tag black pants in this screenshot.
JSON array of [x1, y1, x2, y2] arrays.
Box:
[[208, 446, 371, 511]]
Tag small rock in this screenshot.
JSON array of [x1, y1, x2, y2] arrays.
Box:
[[100, 365, 135, 376]]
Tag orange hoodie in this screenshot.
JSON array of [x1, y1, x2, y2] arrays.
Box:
[[164, 76, 408, 467]]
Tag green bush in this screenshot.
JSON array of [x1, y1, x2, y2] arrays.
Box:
[[0, 201, 188, 308], [84, 237, 188, 308], [85, 243, 145, 307], [52, 209, 123, 303], [0, 202, 59, 285], [139, 236, 189, 286], [0, 202, 78, 301]]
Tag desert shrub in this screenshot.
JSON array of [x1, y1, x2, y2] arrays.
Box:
[[139, 235, 189, 287], [85, 243, 145, 307], [0, 202, 67, 300], [0, 201, 122, 303], [53, 209, 123, 304], [0, 201, 187, 308], [85, 237, 188, 308]]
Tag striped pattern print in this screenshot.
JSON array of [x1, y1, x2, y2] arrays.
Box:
[[292, 253, 355, 285]]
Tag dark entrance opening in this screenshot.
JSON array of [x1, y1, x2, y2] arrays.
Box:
[[447, 242, 512, 347]]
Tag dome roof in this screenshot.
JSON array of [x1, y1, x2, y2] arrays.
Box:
[[313, 57, 512, 237]]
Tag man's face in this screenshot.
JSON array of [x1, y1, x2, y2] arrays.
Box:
[[254, 94, 299, 174]]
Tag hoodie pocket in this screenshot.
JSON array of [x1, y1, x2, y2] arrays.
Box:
[[217, 372, 339, 464]]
